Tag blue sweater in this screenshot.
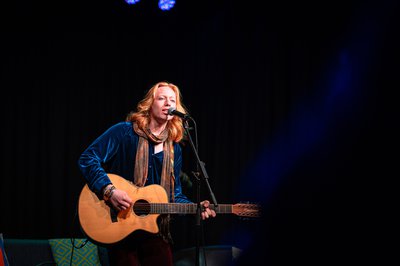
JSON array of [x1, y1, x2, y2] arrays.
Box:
[[78, 121, 191, 203]]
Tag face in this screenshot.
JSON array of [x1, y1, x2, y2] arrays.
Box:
[[150, 85, 176, 123]]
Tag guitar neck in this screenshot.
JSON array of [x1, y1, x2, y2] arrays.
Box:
[[147, 203, 233, 214]]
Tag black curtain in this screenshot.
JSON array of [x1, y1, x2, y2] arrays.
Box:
[[1, 0, 398, 264]]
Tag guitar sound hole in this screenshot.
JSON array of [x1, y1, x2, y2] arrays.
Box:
[[133, 199, 150, 216]]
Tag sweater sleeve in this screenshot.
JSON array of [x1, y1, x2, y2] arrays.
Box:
[[77, 122, 128, 194]]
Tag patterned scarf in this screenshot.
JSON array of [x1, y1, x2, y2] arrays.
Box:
[[133, 122, 175, 201]]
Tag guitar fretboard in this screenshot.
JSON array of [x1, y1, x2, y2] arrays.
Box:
[[133, 203, 232, 215]]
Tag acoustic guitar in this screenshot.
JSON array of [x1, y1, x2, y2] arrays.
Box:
[[78, 173, 260, 244]]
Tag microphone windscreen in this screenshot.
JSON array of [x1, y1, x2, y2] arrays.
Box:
[[168, 107, 176, 115]]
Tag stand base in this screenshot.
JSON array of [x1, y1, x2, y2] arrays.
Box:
[[173, 245, 242, 266]]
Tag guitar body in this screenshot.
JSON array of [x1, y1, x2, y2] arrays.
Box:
[[78, 174, 168, 244]]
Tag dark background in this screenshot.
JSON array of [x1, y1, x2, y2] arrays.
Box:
[[1, 0, 398, 264]]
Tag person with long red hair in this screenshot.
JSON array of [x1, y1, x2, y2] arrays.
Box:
[[78, 81, 216, 266]]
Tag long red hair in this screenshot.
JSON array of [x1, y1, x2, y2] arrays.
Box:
[[126, 81, 188, 142]]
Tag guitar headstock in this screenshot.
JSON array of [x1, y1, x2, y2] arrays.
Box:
[[232, 202, 261, 218]]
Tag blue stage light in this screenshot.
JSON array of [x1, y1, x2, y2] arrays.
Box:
[[158, 0, 175, 11], [125, 0, 140, 4]]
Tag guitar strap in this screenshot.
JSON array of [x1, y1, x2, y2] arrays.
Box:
[[157, 215, 173, 244]]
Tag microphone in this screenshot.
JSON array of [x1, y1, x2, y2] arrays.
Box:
[[168, 107, 191, 120]]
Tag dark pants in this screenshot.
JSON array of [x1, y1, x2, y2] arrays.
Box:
[[107, 232, 173, 266]]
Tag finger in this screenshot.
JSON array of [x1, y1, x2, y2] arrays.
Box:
[[124, 196, 133, 205], [122, 199, 132, 207], [113, 200, 127, 211], [121, 202, 131, 209]]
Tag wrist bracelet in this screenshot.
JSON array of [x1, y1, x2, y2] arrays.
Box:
[[102, 184, 112, 197], [103, 185, 116, 201]]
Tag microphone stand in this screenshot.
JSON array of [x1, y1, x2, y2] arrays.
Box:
[[183, 118, 218, 266]]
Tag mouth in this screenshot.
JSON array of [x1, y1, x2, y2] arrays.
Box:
[[163, 108, 172, 113]]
